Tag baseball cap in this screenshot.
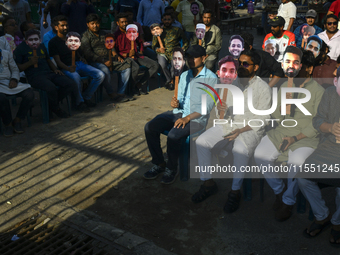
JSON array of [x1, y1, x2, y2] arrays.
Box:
[[269, 16, 285, 27], [186, 45, 206, 57], [306, 9, 317, 19]]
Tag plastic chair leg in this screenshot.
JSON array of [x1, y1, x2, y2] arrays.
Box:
[[179, 136, 190, 181], [39, 90, 49, 124], [297, 191, 306, 214], [243, 178, 252, 201]]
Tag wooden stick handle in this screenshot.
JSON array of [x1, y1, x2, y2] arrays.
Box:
[[174, 76, 179, 98], [157, 36, 164, 49], [131, 40, 135, 58], [72, 51, 75, 66], [199, 39, 202, 46], [337, 118, 340, 144], [33, 50, 38, 68], [219, 88, 228, 119], [301, 39, 305, 49], [109, 50, 112, 72]]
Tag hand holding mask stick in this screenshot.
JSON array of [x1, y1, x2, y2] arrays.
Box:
[[126, 24, 139, 58], [172, 48, 185, 98], [150, 23, 164, 51], [219, 89, 228, 119], [196, 23, 206, 46], [105, 34, 115, 71], [25, 30, 42, 68], [65, 32, 82, 71]]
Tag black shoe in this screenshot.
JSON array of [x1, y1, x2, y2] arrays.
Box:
[[160, 168, 179, 185], [84, 99, 96, 107], [139, 88, 148, 95], [134, 89, 141, 96], [12, 122, 24, 134], [223, 191, 241, 214], [143, 165, 165, 180], [52, 108, 69, 118], [3, 125, 14, 137], [76, 102, 91, 113], [115, 95, 129, 103]]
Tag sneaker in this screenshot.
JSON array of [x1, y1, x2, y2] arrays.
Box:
[[84, 99, 96, 107], [52, 108, 69, 118], [143, 165, 165, 180], [3, 125, 14, 137], [76, 102, 91, 113], [160, 168, 179, 185], [139, 88, 148, 95], [115, 95, 129, 103], [13, 121, 24, 134]]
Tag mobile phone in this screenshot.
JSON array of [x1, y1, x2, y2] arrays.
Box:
[[280, 140, 289, 152]]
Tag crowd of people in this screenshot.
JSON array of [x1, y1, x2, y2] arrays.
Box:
[[1, 0, 340, 246]]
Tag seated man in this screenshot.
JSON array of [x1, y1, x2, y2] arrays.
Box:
[[293, 9, 323, 49], [0, 49, 34, 137], [298, 67, 340, 244], [192, 9, 222, 71], [43, 15, 61, 55], [14, 29, 77, 119], [254, 48, 325, 222], [82, 13, 133, 102], [192, 53, 272, 213], [115, 13, 159, 95], [49, 17, 105, 112], [151, 12, 188, 89], [143, 45, 217, 184], [263, 16, 296, 62], [0, 16, 19, 53]]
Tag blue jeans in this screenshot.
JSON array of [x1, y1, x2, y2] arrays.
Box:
[[62, 61, 105, 105], [91, 62, 131, 95]]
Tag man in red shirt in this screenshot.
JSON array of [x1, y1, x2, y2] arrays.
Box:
[[114, 13, 158, 95], [328, 0, 340, 17], [262, 16, 296, 62]]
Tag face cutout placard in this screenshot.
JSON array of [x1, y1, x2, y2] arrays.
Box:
[[306, 37, 321, 58], [172, 49, 185, 77], [66, 32, 81, 51], [196, 23, 206, 40], [126, 24, 139, 41], [26, 33, 41, 50], [282, 50, 302, 78], [301, 24, 316, 41], [151, 23, 163, 37], [228, 35, 244, 59], [105, 36, 115, 50], [264, 39, 279, 60], [190, 2, 200, 16]]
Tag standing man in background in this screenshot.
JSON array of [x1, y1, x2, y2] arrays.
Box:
[[277, 0, 296, 31]]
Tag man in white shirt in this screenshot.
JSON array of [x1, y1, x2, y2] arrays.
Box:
[[2, 0, 31, 25], [277, 0, 296, 31], [318, 14, 340, 61]]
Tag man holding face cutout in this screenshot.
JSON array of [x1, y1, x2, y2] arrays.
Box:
[[228, 35, 244, 60], [49, 20, 105, 112], [14, 29, 77, 119], [254, 48, 324, 222], [143, 45, 217, 185], [310, 36, 338, 89], [192, 9, 222, 71], [115, 13, 158, 95], [192, 53, 272, 210], [150, 13, 188, 89]]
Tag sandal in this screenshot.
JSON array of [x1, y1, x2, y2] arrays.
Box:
[[303, 217, 331, 239], [330, 228, 340, 247], [223, 191, 241, 214], [191, 184, 218, 203]]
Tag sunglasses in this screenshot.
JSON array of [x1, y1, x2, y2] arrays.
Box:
[[327, 21, 338, 26], [238, 60, 254, 68], [106, 39, 114, 43], [307, 44, 320, 52]]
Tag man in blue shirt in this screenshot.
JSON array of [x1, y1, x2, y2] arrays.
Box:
[[137, 0, 164, 41], [293, 9, 323, 49], [143, 45, 217, 184]]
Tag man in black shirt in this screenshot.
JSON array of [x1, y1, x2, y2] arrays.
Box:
[[240, 32, 284, 88], [14, 29, 77, 119], [49, 17, 105, 112]]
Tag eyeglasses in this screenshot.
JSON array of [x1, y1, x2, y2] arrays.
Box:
[[238, 60, 254, 68], [307, 44, 320, 52], [106, 39, 114, 43], [327, 21, 338, 26]]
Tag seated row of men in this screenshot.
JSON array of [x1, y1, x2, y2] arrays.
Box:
[[141, 44, 340, 246], [0, 12, 163, 137]]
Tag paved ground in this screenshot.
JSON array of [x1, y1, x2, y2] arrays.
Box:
[[1, 17, 340, 255]]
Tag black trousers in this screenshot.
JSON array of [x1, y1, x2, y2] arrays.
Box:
[[131, 57, 159, 87], [28, 73, 77, 111], [144, 111, 203, 171], [0, 88, 34, 125]]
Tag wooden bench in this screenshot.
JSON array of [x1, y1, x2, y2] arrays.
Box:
[[221, 16, 253, 34]]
